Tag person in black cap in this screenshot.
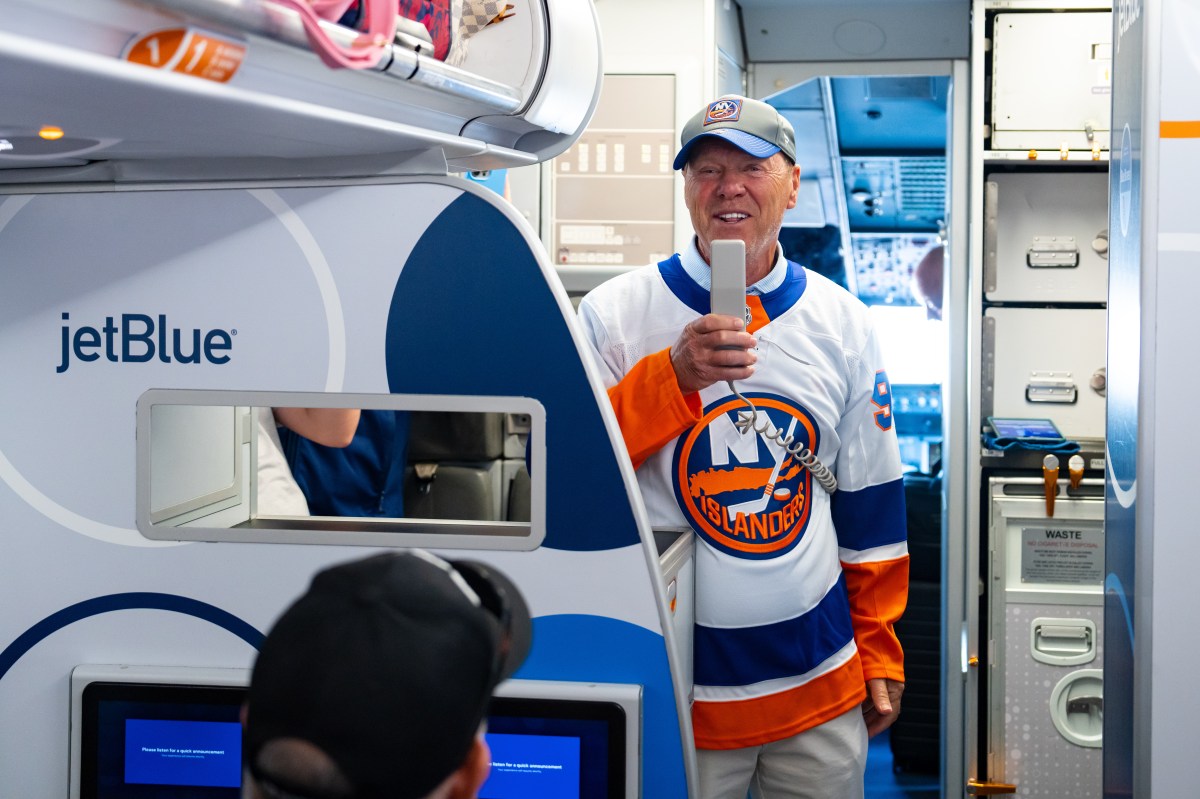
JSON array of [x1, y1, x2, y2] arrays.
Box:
[[242, 549, 532, 799], [578, 95, 908, 798]]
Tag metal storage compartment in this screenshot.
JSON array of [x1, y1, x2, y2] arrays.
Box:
[[984, 171, 1110, 303], [982, 307, 1107, 441], [990, 12, 1112, 152], [987, 477, 1104, 797]]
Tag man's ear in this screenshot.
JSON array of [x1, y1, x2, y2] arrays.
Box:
[[445, 734, 491, 799]]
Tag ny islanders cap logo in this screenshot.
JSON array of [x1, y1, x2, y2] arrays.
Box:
[[672, 393, 820, 559], [704, 98, 742, 125]]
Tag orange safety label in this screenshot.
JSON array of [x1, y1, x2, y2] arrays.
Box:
[[123, 27, 246, 83]]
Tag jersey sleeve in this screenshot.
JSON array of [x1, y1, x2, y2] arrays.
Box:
[[829, 326, 909, 683], [578, 298, 701, 470]]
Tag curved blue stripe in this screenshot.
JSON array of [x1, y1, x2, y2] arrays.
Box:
[[518, 614, 687, 797], [831, 478, 907, 550], [1105, 572, 1135, 649], [384, 191, 639, 552], [0, 593, 264, 682], [658, 255, 807, 319], [694, 573, 854, 687]]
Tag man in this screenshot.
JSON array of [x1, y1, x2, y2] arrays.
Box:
[[578, 95, 908, 798], [257, 407, 361, 515], [242, 550, 532, 799]]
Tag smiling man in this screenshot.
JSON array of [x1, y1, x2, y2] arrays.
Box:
[[578, 95, 909, 799]]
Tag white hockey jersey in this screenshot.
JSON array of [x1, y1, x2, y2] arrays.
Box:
[[579, 252, 909, 749]]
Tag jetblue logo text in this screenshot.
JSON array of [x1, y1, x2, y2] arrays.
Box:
[[57, 313, 234, 373]]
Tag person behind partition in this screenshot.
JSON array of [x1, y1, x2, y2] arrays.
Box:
[[911, 243, 945, 321], [277, 409, 410, 517], [577, 95, 909, 799], [242, 549, 532, 799], [255, 408, 361, 516]]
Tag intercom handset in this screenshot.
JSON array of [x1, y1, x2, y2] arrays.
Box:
[[708, 239, 838, 494], [727, 383, 838, 494], [710, 239, 748, 322]]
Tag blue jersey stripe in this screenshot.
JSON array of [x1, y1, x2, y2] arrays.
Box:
[[658, 255, 807, 319], [659, 254, 708, 315], [830, 478, 908, 551], [758, 261, 807, 319], [693, 574, 854, 687]]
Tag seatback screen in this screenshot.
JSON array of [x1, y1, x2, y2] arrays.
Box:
[[80, 683, 245, 799], [482, 697, 626, 799]]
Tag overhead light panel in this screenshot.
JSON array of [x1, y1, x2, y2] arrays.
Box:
[[0, 139, 12, 152]]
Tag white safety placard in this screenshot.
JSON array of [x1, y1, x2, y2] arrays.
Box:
[[1020, 525, 1104, 585]]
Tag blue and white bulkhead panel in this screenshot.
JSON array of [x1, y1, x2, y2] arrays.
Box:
[[0, 180, 690, 797]]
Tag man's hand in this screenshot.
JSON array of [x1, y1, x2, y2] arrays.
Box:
[[670, 314, 757, 394], [862, 677, 904, 738]]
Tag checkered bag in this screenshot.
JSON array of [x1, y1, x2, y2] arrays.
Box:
[[459, 0, 507, 35], [447, 0, 514, 64]]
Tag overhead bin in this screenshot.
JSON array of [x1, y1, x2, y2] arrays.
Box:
[[0, 0, 602, 182]]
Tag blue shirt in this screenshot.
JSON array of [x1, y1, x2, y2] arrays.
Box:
[[280, 409, 410, 517]]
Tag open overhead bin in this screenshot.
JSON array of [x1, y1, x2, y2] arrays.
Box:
[[0, 0, 602, 183]]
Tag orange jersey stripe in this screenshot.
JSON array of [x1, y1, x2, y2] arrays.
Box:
[[606, 347, 701, 470], [692, 655, 868, 749], [745, 294, 770, 334], [841, 556, 909, 681]]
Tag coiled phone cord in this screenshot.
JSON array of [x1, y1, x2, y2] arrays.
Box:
[[726, 380, 838, 495]]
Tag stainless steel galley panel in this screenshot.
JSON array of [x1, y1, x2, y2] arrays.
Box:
[[982, 307, 1107, 441], [987, 477, 1104, 797], [984, 171, 1109, 304]]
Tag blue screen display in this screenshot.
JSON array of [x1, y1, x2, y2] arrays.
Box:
[[81, 683, 245, 799], [124, 719, 242, 788], [481, 733, 581, 798], [480, 701, 621, 799]]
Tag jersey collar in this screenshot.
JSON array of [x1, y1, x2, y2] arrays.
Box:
[[658, 240, 807, 324]]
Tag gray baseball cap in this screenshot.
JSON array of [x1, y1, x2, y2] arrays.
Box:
[[673, 95, 796, 170]]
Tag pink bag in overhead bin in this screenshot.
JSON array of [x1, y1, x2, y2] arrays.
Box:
[[270, 0, 397, 69]]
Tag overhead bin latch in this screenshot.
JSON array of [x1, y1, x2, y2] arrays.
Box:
[[1027, 236, 1079, 268], [1026, 371, 1078, 404]]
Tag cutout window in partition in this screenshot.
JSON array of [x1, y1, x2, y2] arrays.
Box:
[[136, 390, 545, 550]]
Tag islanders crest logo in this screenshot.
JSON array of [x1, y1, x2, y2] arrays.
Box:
[[673, 393, 821, 559], [704, 98, 742, 125]]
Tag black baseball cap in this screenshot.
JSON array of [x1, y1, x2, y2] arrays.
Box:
[[673, 95, 797, 170], [244, 550, 533, 799]]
